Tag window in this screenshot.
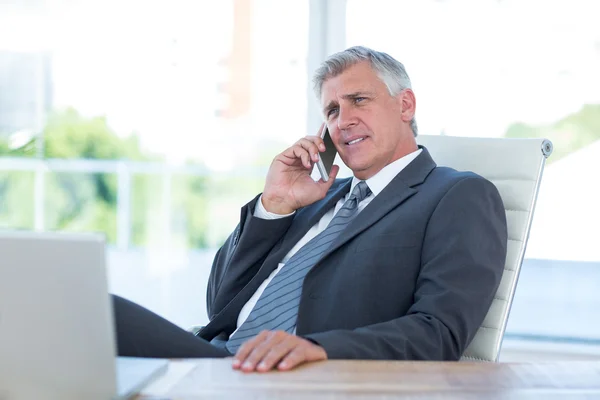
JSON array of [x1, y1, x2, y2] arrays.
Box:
[[0, 0, 309, 328]]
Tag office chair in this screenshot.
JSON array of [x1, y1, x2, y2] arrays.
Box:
[[416, 135, 552, 362]]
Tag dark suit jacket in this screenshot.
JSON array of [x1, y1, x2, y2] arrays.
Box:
[[199, 147, 508, 361]]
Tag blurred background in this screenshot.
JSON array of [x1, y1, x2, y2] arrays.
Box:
[[1, 0, 598, 360]]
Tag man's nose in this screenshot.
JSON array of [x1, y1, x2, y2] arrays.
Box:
[[337, 106, 358, 131]]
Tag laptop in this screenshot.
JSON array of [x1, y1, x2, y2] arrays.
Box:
[[0, 231, 168, 400]]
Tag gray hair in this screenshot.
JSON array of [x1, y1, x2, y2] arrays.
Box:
[[312, 46, 418, 136]]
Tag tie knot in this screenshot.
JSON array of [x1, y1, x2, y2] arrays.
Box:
[[350, 181, 371, 203]]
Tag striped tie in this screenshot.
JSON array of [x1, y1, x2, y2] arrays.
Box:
[[226, 181, 371, 353]]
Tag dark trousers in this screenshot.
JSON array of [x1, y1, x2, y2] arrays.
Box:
[[112, 294, 230, 358]]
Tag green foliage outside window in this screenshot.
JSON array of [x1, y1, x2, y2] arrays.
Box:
[[504, 104, 600, 163], [0, 108, 230, 248]]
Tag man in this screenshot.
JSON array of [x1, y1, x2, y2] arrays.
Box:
[[114, 46, 507, 373]]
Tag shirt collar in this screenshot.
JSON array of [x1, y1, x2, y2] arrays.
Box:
[[349, 148, 423, 197]]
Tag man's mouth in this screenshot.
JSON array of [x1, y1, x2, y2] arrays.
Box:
[[345, 137, 366, 146]]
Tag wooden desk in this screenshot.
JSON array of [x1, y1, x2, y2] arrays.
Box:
[[138, 359, 600, 399]]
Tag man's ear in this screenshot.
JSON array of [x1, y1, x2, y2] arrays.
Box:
[[400, 89, 416, 123]]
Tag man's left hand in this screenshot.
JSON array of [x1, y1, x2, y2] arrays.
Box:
[[232, 330, 327, 372]]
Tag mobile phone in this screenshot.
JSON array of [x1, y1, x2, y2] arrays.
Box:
[[315, 125, 337, 182]]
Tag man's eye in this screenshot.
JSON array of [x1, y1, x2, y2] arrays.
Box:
[[327, 108, 339, 117], [354, 97, 366, 103]]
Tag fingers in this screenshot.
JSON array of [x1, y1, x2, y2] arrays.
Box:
[[232, 330, 271, 369], [317, 164, 340, 189], [297, 137, 324, 167], [327, 164, 340, 182], [255, 339, 296, 372], [281, 135, 328, 169], [303, 134, 326, 158], [290, 144, 313, 169], [231, 331, 327, 373], [275, 346, 305, 371], [237, 331, 289, 372], [278, 344, 327, 371]]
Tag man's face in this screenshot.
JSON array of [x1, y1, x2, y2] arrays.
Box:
[[320, 61, 416, 180]]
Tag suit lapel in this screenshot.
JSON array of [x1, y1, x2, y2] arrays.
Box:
[[199, 181, 352, 339], [206, 179, 352, 334], [318, 147, 437, 262], [263, 178, 352, 266]]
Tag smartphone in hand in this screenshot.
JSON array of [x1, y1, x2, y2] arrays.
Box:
[[315, 124, 337, 182]]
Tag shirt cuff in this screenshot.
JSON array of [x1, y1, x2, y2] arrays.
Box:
[[254, 195, 296, 220]]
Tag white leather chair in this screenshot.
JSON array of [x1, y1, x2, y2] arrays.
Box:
[[416, 135, 553, 362]]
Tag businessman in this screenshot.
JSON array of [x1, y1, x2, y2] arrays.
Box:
[[114, 46, 508, 372]]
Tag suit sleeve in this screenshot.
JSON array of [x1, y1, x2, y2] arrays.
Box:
[[304, 176, 508, 361], [206, 194, 295, 318]]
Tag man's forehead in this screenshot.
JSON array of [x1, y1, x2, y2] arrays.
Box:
[[320, 83, 377, 108], [323, 72, 374, 91], [320, 65, 380, 103]]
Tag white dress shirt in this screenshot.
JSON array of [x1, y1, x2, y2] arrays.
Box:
[[231, 149, 422, 336]]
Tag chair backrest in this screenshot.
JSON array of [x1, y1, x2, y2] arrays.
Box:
[[416, 135, 552, 362]]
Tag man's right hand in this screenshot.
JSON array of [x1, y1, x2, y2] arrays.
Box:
[[261, 126, 340, 215]]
